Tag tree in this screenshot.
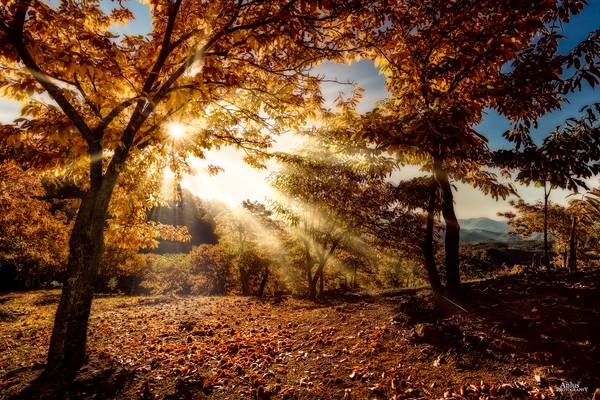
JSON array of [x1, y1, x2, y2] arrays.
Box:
[[495, 103, 600, 270], [342, 0, 599, 294], [214, 208, 273, 296], [190, 243, 232, 295], [338, 0, 557, 294], [499, 199, 582, 269], [567, 187, 600, 268], [0, 0, 371, 379], [269, 144, 420, 299], [327, 106, 514, 294], [0, 160, 69, 288]]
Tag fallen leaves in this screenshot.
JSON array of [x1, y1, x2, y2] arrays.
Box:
[[1, 272, 600, 399]]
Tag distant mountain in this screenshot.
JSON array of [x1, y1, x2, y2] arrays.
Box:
[[456, 217, 545, 243], [459, 217, 509, 233], [456, 218, 515, 243]]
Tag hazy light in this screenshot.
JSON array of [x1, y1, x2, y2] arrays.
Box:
[[167, 122, 187, 141]]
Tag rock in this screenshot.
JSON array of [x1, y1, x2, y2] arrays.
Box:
[[533, 367, 548, 387], [391, 313, 408, 325], [413, 323, 462, 346], [414, 323, 442, 344]]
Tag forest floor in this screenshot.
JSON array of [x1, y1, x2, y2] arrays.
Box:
[[1, 270, 599, 400]]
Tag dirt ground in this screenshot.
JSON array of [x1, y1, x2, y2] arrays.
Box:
[[1, 270, 599, 399]]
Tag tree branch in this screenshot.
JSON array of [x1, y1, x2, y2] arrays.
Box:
[[3, 1, 95, 144]]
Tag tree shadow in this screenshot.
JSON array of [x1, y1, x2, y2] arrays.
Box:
[[399, 271, 600, 390], [5, 364, 136, 400]]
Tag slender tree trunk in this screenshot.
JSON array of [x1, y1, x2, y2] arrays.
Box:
[[422, 180, 443, 294], [568, 216, 578, 272], [308, 274, 318, 300], [45, 167, 115, 378], [214, 270, 226, 295], [543, 182, 551, 271], [433, 157, 461, 295], [257, 266, 269, 297], [309, 261, 325, 301], [239, 267, 250, 296], [318, 269, 324, 297], [304, 243, 315, 300]]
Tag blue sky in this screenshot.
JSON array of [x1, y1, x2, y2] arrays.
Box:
[[1, 0, 599, 218]]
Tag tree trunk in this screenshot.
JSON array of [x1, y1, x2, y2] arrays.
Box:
[[543, 182, 551, 271], [304, 243, 315, 300], [309, 262, 324, 301], [308, 275, 317, 300], [257, 266, 269, 297], [433, 157, 461, 295], [318, 269, 324, 297], [214, 271, 226, 295], [568, 216, 577, 272], [45, 181, 113, 379], [422, 180, 443, 294], [239, 267, 250, 296]]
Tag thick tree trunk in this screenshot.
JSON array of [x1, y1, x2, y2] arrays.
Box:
[[568, 216, 577, 272], [44, 142, 124, 380], [422, 180, 443, 294], [45, 186, 112, 379], [433, 157, 461, 295]]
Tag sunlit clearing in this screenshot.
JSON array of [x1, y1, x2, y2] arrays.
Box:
[[167, 122, 187, 141]]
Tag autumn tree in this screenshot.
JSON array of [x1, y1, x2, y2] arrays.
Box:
[[342, 0, 599, 294], [495, 103, 600, 270], [581, 188, 600, 253], [0, 160, 69, 289], [270, 144, 421, 299], [499, 199, 585, 270], [340, 0, 548, 294], [565, 187, 600, 269], [0, 0, 374, 379], [214, 207, 274, 296], [326, 106, 514, 294], [190, 243, 232, 295]]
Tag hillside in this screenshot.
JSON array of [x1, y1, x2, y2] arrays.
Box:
[[458, 218, 540, 244]]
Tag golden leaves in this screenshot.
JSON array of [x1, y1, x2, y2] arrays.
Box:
[[0, 160, 70, 270]]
